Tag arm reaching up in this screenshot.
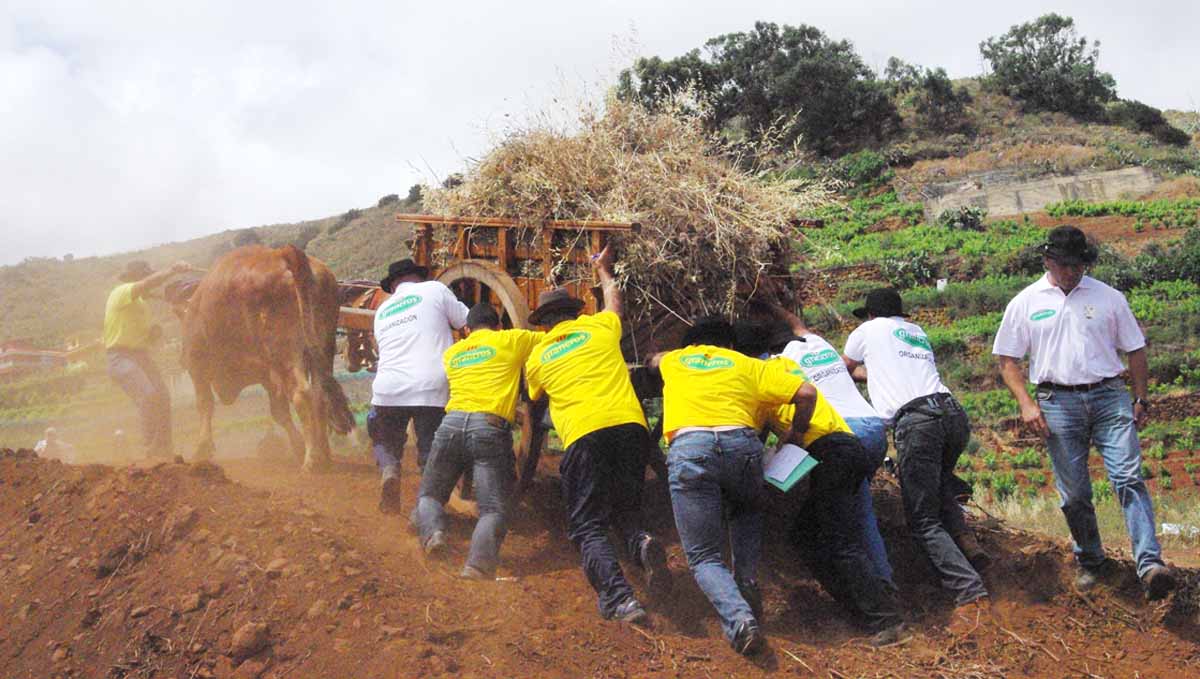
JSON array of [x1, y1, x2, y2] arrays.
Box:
[[592, 243, 622, 318]]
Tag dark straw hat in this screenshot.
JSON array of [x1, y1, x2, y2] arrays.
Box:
[[379, 258, 429, 292], [1040, 225, 1098, 265], [528, 287, 585, 325], [118, 260, 155, 283], [853, 288, 907, 320]]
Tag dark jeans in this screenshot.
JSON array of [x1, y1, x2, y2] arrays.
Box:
[[668, 428, 765, 641], [368, 405, 445, 475], [893, 393, 987, 604], [560, 423, 653, 619], [107, 349, 172, 458], [416, 411, 516, 574], [795, 432, 902, 631]]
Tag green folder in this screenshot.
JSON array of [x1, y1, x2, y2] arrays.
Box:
[[764, 444, 819, 493]]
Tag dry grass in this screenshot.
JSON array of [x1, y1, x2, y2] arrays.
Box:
[[423, 95, 835, 323], [902, 142, 1105, 185]]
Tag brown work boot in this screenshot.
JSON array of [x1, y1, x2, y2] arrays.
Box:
[[947, 596, 991, 636], [954, 531, 991, 573], [1142, 565, 1176, 601]]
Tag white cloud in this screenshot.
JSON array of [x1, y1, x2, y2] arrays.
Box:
[[1, 0, 1196, 264]]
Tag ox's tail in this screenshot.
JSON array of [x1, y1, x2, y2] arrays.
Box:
[[279, 245, 354, 435]]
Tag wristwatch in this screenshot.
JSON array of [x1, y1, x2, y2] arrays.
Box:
[[1133, 397, 1150, 410]]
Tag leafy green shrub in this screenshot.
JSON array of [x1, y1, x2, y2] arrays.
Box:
[[1160, 475, 1173, 490], [832, 149, 891, 187], [1185, 463, 1200, 474], [1159, 465, 1172, 478], [992, 472, 1017, 500], [979, 13, 1116, 118], [911, 68, 973, 133], [377, 193, 400, 207], [983, 451, 998, 470], [956, 455, 974, 471], [958, 389, 1019, 423], [1106, 100, 1192, 146], [1141, 462, 1155, 479], [936, 206, 987, 231], [1029, 471, 1048, 486], [1092, 479, 1113, 502], [1011, 447, 1044, 469], [1144, 443, 1167, 461], [880, 251, 939, 288]]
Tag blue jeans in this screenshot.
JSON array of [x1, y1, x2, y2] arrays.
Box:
[[107, 349, 172, 458], [844, 416, 894, 586], [367, 405, 444, 477], [668, 428, 764, 642], [1038, 382, 1164, 577], [416, 411, 516, 574]]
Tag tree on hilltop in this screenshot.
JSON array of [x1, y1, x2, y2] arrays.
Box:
[[979, 13, 1117, 118]]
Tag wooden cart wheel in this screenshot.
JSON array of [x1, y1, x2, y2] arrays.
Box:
[[436, 260, 545, 502]]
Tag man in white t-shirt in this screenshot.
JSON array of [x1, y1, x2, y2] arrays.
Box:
[[993, 225, 1173, 600], [843, 288, 988, 628], [370, 258, 469, 515]]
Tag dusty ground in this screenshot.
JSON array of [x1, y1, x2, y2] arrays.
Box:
[[2, 445, 1198, 679]]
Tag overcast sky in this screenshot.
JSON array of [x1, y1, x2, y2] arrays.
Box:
[[2, 1, 1197, 265]]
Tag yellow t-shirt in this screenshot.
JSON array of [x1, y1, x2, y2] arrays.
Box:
[[659, 345, 804, 442], [762, 356, 852, 448], [525, 311, 647, 448], [103, 283, 152, 350], [443, 328, 546, 423]]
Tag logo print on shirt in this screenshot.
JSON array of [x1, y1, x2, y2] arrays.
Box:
[[378, 294, 423, 320], [1030, 308, 1057, 322], [449, 346, 496, 369], [892, 328, 932, 351], [799, 349, 839, 368], [540, 331, 592, 363], [679, 353, 735, 371]]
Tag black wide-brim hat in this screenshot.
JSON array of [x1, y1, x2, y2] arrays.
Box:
[[380, 258, 429, 292], [528, 287, 585, 325], [1041, 225, 1099, 265], [853, 287, 907, 320]]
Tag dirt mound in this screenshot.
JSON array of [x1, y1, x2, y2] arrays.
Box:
[[2, 452, 1198, 678]]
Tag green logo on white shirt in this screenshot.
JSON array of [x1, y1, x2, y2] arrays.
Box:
[[799, 349, 839, 368], [1030, 308, 1057, 322], [378, 294, 423, 320], [892, 328, 932, 351]]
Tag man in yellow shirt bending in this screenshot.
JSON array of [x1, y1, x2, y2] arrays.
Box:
[[651, 318, 814, 656], [104, 260, 194, 459], [414, 303, 545, 579], [759, 354, 906, 646], [524, 245, 671, 626]]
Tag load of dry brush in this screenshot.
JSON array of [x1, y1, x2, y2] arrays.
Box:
[[422, 96, 834, 326]]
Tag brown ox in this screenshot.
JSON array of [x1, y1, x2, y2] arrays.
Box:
[[182, 245, 354, 470]]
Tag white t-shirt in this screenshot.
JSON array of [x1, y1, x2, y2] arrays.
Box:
[[992, 274, 1145, 385], [843, 317, 950, 420], [780, 334, 878, 420], [371, 280, 469, 407]]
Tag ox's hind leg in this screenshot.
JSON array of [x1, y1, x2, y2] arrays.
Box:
[[291, 365, 333, 473], [267, 388, 307, 465], [194, 377, 216, 462]]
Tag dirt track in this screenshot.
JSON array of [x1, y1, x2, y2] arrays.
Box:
[[2, 450, 1198, 678]]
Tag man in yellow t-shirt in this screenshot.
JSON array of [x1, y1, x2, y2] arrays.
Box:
[[732, 322, 906, 646], [414, 303, 544, 579], [524, 245, 670, 626], [650, 317, 814, 656], [104, 259, 194, 459]]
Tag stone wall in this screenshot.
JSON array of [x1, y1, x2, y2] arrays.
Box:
[[920, 167, 1159, 220]]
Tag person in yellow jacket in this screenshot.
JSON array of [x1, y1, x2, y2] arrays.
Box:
[[414, 303, 544, 579], [759, 354, 905, 646], [104, 259, 194, 459], [524, 245, 671, 626], [650, 317, 814, 656]]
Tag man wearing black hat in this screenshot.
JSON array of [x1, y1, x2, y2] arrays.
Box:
[[994, 225, 1174, 599], [843, 288, 989, 628], [524, 245, 671, 626], [370, 258, 469, 514], [105, 259, 195, 458]]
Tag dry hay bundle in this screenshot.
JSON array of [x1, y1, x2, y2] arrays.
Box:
[[423, 96, 835, 325]]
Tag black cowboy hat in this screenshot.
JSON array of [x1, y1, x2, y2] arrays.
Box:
[[528, 287, 585, 326], [1041, 225, 1099, 265], [853, 288, 907, 320], [379, 258, 429, 292], [118, 260, 155, 283], [681, 316, 736, 348]]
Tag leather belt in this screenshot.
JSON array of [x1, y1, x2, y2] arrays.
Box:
[[1036, 377, 1121, 392]]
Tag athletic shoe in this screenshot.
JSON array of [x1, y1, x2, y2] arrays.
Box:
[[424, 530, 448, 559], [611, 597, 648, 625], [730, 619, 765, 656]]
